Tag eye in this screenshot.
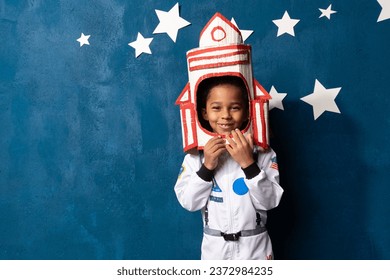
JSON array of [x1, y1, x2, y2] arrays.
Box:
[[231, 106, 242, 111], [211, 106, 221, 111]]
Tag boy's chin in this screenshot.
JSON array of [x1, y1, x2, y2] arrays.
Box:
[[214, 127, 240, 136], [217, 130, 239, 137], [214, 130, 232, 136]]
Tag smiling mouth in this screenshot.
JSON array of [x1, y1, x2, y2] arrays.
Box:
[[218, 123, 234, 129]]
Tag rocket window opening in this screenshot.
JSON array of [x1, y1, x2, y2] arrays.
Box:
[[196, 75, 250, 133], [211, 26, 227, 42]]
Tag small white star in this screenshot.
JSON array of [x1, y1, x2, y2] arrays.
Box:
[[230, 18, 254, 42], [269, 86, 287, 111], [77, 33, 90, 47], [128, 32, 154, 58], [377, 0, 390, 22], [319, 4, 337, 20], [153, 2, 191, 42], [301, 79, 342, 120], [272, 11, 300, 37]]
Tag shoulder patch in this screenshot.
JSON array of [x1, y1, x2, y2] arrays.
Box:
[[270, 156, 278, 170], [178, 165, 186, 179]]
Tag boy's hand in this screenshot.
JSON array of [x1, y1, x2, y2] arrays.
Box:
[[226, 129, 255, 169], [203, 136, 227, 170]]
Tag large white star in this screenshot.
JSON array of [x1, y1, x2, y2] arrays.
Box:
[[153, 2, 191, 42], [230, 18, 254, 42], [377, 0, 390, 22], [272, 11, 300, 37], [77, 33, 90, 47], [128, 32, 154, 58], [301, 79, 342, 120], [269, 86, 287, 111], [319, 4, 337, 20]]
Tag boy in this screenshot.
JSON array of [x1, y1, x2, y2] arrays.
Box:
[[174, 75, 284, 260]]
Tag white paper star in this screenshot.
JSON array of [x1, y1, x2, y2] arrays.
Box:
[[128, 32, 153, 58], [272, 11, 300, 37], [230, 18, 254, 42], [77, 33, 90, 47], [269, 86, 287, 111], [377, 0, 390, 22], [319, 4, 337, 20], [301, 79, 342, 120], [153, 2, 191, 42]]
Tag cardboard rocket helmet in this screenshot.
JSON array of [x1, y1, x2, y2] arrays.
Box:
[[176, 13, 271, 152]]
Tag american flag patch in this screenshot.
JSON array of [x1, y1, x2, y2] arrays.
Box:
[[270, 157, 278, 170]]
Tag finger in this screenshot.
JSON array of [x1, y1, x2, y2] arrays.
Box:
[[214, 145, 227, 155], [208, 142, 227, 154], [211, 140, 227, 152], [225, 142, 234, 154], [229, 130, 245, 149], [212, 136, 226, 144], [225, 134, 236, 147], [213, 142, 228, 151], [234, 129, 247, 145], [245, 133, 254, 149], [208, 136, 222, 144], [205, 137, 224, 149]]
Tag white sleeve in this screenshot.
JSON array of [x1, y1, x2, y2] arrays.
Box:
[[174, 154, 213, 212], [245, 149, 284, 210]]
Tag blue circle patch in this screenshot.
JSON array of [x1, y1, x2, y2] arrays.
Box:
[[233, 178, 248, 195]]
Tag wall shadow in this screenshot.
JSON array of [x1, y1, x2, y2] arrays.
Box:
[[267, 103, 372, 259]]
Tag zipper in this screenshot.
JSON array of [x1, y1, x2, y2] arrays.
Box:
[[226, 156, 236, 258]]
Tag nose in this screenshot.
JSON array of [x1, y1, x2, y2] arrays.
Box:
[[221, 108, 232, 119]]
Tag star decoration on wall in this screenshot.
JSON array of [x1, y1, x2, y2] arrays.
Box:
[[71, 4, 382, 125], [153, 2, 191, 42], [377, 0, 390, 22], [300, 79, 342, 120], [269, 86, 287, 111], [77, 33, 90, 47], [272, 11, 300, 37], [128, 32, 154, 58], [231, 18, 254, 42], [319, 4, 337, 20]]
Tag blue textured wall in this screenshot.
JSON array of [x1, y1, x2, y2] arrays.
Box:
[[1, 0, 389, 259]]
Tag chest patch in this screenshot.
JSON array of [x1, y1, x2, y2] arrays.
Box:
[[210, 195, 223, 203], [211, 178, 222, 192], [233, 177, 249, 196]]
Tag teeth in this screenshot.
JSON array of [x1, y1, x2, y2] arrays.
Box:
[[219, 124, 232, 128]]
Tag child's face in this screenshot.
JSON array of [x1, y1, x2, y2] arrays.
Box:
[[202, 84, 248, 135]]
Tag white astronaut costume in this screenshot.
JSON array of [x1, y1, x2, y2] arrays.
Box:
[[174, 149, 283, 260], [174, 13, 283, 259]]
